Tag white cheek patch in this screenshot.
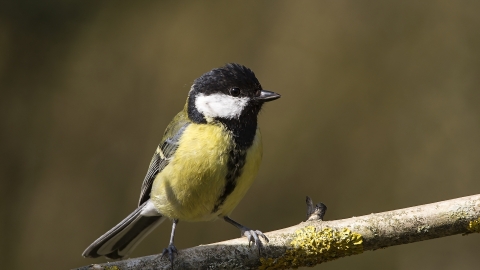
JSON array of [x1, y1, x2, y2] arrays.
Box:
[[195, 93, 249, 119]]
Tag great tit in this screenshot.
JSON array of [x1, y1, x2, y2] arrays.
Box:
[[82, 63, 280, 263]]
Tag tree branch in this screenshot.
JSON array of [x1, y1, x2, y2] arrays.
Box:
[[75, 194, 480, 270]]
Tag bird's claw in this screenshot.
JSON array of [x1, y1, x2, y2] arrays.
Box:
[[161, 244, 178, 268], [243, 229, 269, 255]]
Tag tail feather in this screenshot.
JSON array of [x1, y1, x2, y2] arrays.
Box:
[[82, 200, 165, 259]]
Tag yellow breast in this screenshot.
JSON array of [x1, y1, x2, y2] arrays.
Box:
[[150, 123, 263, 221]]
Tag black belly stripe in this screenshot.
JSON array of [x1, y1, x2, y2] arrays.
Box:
[[212, 147, 247, 213], [210, 111, 258, 214]]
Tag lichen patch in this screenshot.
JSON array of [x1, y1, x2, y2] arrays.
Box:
[[259, 226, 363, 269], [467, 218, 480, 233]]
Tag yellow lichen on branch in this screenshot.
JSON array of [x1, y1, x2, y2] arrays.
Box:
[[467, 218, 480, 233], [259, 226, 363, 269]]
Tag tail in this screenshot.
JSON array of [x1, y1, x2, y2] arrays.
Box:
[[82, 200, 165, 259]]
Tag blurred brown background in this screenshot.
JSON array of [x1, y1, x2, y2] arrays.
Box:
[[1, 1, 480, 269]]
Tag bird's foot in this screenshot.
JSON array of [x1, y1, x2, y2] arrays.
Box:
[[242, 228, 269, 255], [161, 244, 178, 268], [223, 216, 269, 255]]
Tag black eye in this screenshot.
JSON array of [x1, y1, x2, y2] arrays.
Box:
[[230, 87, 240, 97], [255, 90, 261, 97]]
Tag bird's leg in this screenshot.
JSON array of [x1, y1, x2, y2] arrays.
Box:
[[223, 216, 269, 255], [161, 219, 179, 268]]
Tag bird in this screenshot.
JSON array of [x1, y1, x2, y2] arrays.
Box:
[[82, 63, 280, 265]]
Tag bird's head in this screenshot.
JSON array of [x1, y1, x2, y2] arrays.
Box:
[[187, 63, 280, 123]]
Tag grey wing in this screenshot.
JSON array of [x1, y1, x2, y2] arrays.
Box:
[[138, 123, 189, 206]]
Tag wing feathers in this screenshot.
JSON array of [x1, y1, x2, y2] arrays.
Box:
[[138, 122, 189, 206]]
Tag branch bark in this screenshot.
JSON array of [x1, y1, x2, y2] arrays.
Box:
[[75, 194, 480, 270]]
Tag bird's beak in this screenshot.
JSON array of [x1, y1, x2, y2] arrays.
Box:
[[256, 90, 281, 102]]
